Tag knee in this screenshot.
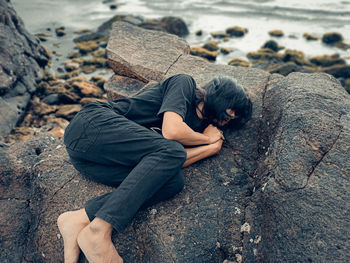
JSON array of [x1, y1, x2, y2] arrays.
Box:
[[162, 140, 187, 164], [173, 172, 185, 193]]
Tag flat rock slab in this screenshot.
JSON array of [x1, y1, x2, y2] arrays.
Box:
[[107, 22, 190, 82]]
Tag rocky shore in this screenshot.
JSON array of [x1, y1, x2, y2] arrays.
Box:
[[2, 5, 350, 144], [1, 1, 350, 262]]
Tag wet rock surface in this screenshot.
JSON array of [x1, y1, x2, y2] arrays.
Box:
[[1, 21, 350, 263], [0, 0, 49, 140]]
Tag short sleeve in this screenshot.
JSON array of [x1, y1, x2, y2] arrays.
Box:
[[157, 74, 196, 120]]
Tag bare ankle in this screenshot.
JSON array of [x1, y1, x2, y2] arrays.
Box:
[[88, 217, 113, 236]]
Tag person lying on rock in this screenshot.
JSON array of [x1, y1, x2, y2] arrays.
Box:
[[57, 73, 252, 263]]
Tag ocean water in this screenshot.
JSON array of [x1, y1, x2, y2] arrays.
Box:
[[11, 0, 350, 70]]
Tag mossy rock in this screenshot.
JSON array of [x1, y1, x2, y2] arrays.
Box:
[[220, 47, 231, 55], [247, 48, 283, 61], [67, 52, 81, 59], [225, 26, 248, 37], [195, 30, 202, 36], [82, 57, 108, 68], [283, 49, 306, 65], [110, 4, 120, 10], [76, 41, 100, 54], [71, 81, 103, 98], [202, 41, 219, 51], [322, 32, 344, 44], [90, 75, 107, 89], [228, 58, 250, 67], [64, 61, 80, 72], [309, 54, 346, 67], [35, 33, 51, 41], [92, 49, 107, 58], [262, 40, 284, 52], [55, 27, 66, 37], [81, 65, 97, 74], [345, 78, 350, 94], [303, 33, 319, 41], [210, 31, 229, 38], [335, 41, 350, 50], [268, 29, 284, 37], [55, 104, 82, 120], [266, 62, 314, 76], [74, 29, 91, 35], [71, 58, 84, 64], [80, 97, 107, 106], [190, 46, 218, 61]]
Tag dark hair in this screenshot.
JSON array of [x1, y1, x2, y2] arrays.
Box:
[[196, 76, 252, 129]]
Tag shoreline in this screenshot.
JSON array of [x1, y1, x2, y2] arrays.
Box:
[[3, 8, 350, 144]]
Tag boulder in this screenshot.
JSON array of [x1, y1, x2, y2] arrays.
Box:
[[1, 21, 350, 263], [106, 22, 190, 82], [0, 1, 49, 140], [243, 72, 350, 262]]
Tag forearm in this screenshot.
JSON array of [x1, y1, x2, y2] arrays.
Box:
[[172, 122, 210, 146], [182, 144, 217, 168]]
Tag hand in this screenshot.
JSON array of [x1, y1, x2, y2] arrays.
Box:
[[203, 124, 224, 144], [210, 137, 224, 155]]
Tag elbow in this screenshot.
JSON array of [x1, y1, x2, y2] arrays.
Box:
[[162, 128, 179, 140]]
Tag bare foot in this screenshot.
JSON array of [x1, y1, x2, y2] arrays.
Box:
[[77, 218, 123, 263], [57, 209, 90, 263]]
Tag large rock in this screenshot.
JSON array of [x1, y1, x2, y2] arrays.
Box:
[[243, 72, 350, 262], [0, 1, 49, 140], [1, 21, 350, 263], [106, 22, 190, 82]]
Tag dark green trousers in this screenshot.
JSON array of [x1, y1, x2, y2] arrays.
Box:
[[64, 102, 186, 232]]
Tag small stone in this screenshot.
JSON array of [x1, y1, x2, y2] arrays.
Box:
[[64, 61, 80, 72], [190, 46, 218, 61], [210, 31, 230, 38], [74, 28, 91, 35], [220, 47, 231, 55], [55, 27, 66, 37], [228, 58, 250, 67], [80, 97, 107, 106], [55, 104, 82, 120], [303, 33, 319, 41], [67, 52, 81, 59], [240, 222, 251, 233], [195, 29, 202, 36], [76, 41, 100, 54], [35, 33, 51, 41], [72, 81, 103, 97], [202, 41, 219, 51], [262, 40, 283, 52], [226, 26, 248, 37], [110, 4, 120, 9], [268, 29, 284, 37], [150, 209, 157, 215]]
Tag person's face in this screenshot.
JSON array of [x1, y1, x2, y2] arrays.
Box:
[[214, 109, 236, 127]]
